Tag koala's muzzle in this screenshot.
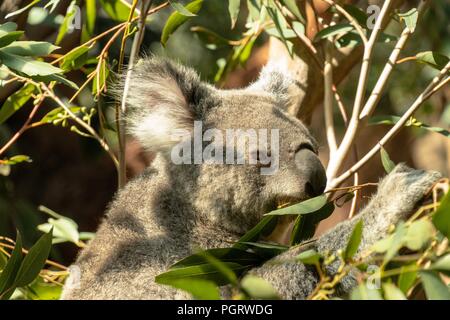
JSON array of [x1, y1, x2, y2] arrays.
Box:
[[294, 149, 327, 197]]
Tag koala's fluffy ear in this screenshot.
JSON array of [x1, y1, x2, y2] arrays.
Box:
[[247, 61, 299, 115], [121, 57, 206, 151]]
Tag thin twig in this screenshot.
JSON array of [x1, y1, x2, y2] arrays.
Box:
[[41, 83, 119, 169], [118, 0, 154, 188], [329, 64, 450, 188], [326, 0, 394, 183]]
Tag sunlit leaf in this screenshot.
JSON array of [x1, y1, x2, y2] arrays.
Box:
[[265, 194, 328, 216], [5, 0, 41, 19], [241, 275, 279, 299], [0, 41, 59, 56], [415, 51, 450, 71], [398, 8, 418, 32], [432, 191, 450, 240], [158, 278, 220, 299], [350, 282, 382, 300], [170, 0, 197, 17], [99, 0, 135, 21], [430, 254, 450, 276], [404, 219, 433, 251], [0, 51, 62, 76], [380, 147, 395, 174], [344, 220, 363, 261], [228, 0, 241, 28], [314, 23, 354, 42], [55, 0, 78, 45], [296, 249, 321, 265], [383, 283, 406, 300], [161, 0, 204, 46]]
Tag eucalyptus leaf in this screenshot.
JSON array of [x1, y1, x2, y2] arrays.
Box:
[[0, 233, 23, 298], [228, 0, 241, 28], [241, 275, 279, 299], [0, 51, 62, 76], [383, 283, 406, 300], [415, 51, 450, 71], [380, 147, 395, 174], [432, 191, 450, 240], [14, 229, 53, 287], [0, 41, 59, 56], [0, 83, 36, 124], [420, 271, 450, 300], [158, 278, 220, 300], [161, 0, 204, 46], [344, 220, 363, 261]]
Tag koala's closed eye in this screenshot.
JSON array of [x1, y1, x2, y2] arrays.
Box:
[[250, 149, 272, 168]]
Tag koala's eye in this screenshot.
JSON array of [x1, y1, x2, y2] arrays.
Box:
[[251, 150, 272, 168]]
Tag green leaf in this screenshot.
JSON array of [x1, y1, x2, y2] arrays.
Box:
[[380, 147, 395, 174], [1, 41, 59, 56], [370, 115, 450, 138], [397, 264, 417, 294], [0, 51, 62, 76], [344, 220, 363, 261], [383, 283, 406, 300], [416, 51, 450, 71], [279, 0, 304, 23], [14, 229, 53, 287], [38, 217, 79, 244], [0, 83, 36, 124], [235, 215, 278, 246], [432, 191, 450, 239], [0, 22, 18, 33], [397, 8, 418, 32], [420, 271, 450, 300], [240, 242, 288, 259], [240, 275, 279, 299], [342, 4, 368, 26], [404, 220, 433, 251], [170, 0, 197, 17], [0, 31, 24, 48], [228, 0, 241, 28], [290, 201, 335, 244], [55, 0, 78, 45], [100, 0, 136, 21], [155, 263, 247, 287], [60, 45, 92, 71], [314, 23, 354, 42], [161, 0, 204, 46], [199, 250, 239, 286], [265, 5, 294, 56], [82, 0, 97, 42], [384, 222, 407, 264], [3, 155, 32, 165], [265, 194, 328, 216], [158, 278, 220, 300], [32, 73, 79, 90], [350, 282, 382, 300], [5, 0, 41, 19], [92, 58, 109, 95], [296, 249, 321, 265], [431, 254, 450, 276], [0, 232, 23, 299], [171, 248, 261, 269]]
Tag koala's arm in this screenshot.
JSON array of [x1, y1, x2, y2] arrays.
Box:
[[250, 164, 442, 299]]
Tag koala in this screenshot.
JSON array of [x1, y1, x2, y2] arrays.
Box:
[[61, 57, 441, 300]]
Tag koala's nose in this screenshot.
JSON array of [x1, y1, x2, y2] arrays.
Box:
[[294, 148, 327, 197]]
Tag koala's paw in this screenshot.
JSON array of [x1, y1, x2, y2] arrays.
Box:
[[376, 163, 441, 207], [360, 164, 442, 236]]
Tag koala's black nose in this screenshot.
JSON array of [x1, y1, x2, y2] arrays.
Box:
[[294, 148, 327, 197]]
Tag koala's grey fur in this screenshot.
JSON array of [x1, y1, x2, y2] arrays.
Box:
[[61, 58, 441, 300]]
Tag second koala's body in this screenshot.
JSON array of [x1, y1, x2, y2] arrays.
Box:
[[61, 58, 440, 299]]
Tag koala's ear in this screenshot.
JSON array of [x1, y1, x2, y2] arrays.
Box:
[[122, 57, 205, 151], [247, 61, 299, 115]]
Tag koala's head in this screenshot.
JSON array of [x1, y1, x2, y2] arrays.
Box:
[[124, 57, 326, 234]]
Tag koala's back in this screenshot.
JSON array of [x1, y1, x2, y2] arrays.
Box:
[[61, 156, 242, 299]]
